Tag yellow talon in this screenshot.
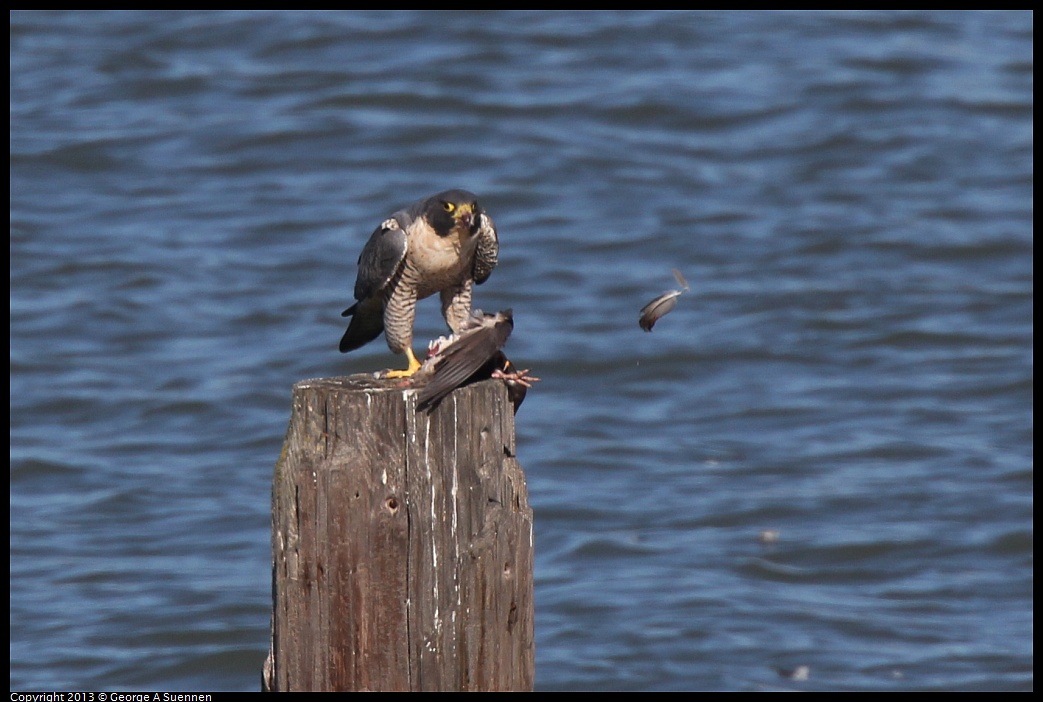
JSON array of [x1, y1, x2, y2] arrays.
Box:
[[385, 347, 423, 379]]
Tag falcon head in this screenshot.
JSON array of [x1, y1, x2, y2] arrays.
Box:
[[424, 189, 482, 237]]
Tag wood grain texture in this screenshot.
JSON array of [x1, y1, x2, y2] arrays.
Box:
[[266, 375, 533, 691]]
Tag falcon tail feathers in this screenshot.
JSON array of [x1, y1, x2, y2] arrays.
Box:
[[338, 299, 385, 353]]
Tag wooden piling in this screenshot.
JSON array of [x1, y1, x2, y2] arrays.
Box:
[[264, 374, 534, 691]]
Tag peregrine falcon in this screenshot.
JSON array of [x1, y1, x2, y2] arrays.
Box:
[[339, 189, 498, 378]]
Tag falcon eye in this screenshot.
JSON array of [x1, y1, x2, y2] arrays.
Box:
[[442, 201, 455, 213]]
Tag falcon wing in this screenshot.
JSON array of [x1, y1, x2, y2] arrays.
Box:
[[471, 212, 498, 285], [338, 216, 409, 354], [353, 218, 408, 302]]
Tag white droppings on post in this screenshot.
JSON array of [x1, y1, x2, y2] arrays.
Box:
[[426, 416, 439, 631], [451, 398, 459, 557]]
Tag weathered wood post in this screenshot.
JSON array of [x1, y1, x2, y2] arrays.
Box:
[[264, 374, 534, 691]]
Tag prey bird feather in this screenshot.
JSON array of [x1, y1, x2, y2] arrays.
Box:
[[638, 268, 689, 332]]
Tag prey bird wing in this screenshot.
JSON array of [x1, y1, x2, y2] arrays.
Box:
[[415, 310, 514, 412]]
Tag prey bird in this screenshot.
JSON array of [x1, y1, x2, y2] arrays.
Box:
[[413, 309, 539, 413]]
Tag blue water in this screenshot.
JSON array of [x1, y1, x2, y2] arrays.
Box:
[[10, 10, 1033, 691]]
